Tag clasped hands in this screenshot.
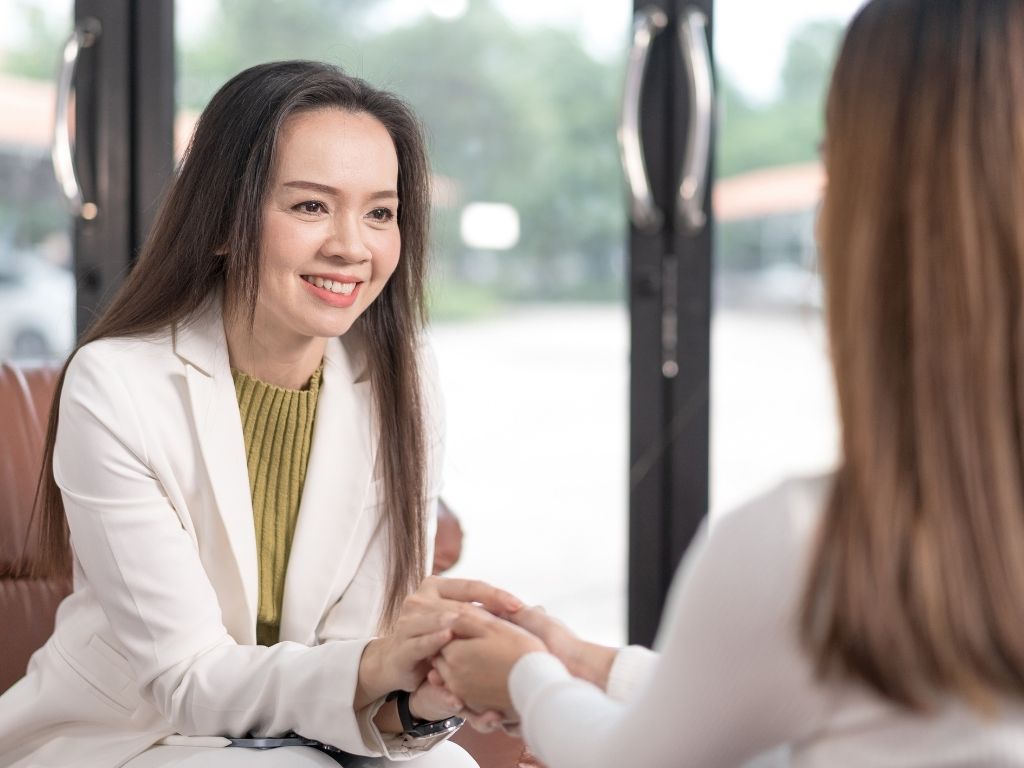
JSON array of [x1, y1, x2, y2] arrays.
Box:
[[358, 576, 604, 735]]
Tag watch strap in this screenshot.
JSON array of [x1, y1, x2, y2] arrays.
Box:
[[395, 690, 418, 733], [386, 689, 463, 737]]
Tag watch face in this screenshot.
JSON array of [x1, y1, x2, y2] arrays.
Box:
[[406, 715, 465, 738]]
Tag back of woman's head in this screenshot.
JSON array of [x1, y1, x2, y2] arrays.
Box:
[[804, 0, 1024, 710]]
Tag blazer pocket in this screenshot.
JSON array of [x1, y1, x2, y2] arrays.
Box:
[[54, 633, 137, 715]]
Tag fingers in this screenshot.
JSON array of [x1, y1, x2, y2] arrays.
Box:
[[409, 628, 452, 662], [410, 680, 463, 721], [427, 577, 524, 615], [427, 668, 446, 688], [507, 605, 558, 637], [502, 721, 523, 738], [449, 607, 496, 638], [464, 709, 504, 733], [434, 689, 463, 712], [434, 654, 454, 683], [396, 604, 460, 636]]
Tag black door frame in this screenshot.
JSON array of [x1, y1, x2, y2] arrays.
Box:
[[73, 0, 174, 334], [628, 0, 714, 646]]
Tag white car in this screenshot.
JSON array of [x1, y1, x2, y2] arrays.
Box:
[[0, 257, 75, 361]]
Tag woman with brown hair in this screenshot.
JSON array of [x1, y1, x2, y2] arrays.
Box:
[[0, 60, 518, 767], [433, 0, 1024, 764]]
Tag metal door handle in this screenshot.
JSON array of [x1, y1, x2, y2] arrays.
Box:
[[52, 18, 101, 221], [677, 8, 713, 233], [619, 6, 668, 233]]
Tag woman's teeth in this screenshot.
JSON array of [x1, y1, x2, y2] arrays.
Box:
[[303, 275, 356, 295]]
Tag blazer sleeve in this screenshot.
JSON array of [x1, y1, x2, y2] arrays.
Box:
[[53, 344, 380, 755]]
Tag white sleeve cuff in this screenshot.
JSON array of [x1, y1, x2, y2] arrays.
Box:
[[356, 696, 392, 756], [357, 697, 459, 761], [509, 651, 573, 714], [605, 645, 658, 703]]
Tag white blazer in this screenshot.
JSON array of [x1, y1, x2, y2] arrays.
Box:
[[0, 296, 444, 768]]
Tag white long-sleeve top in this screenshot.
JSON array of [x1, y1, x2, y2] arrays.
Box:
[[509, 476, 1024, 767]]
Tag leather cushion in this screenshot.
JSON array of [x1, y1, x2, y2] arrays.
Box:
[[0, 576, 70, 692], [0, 361, 68, 694], [0, 362, 60, 576]]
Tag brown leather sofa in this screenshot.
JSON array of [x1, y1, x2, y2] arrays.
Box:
[[0, 360, 534, 768]]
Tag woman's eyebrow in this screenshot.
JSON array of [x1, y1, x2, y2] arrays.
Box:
[[282, 180, 340, 195], [282, 180, 398, 200]]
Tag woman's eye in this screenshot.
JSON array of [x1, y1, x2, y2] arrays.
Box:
[[368, 207, 395, 223], [294, 200, 327, 215]]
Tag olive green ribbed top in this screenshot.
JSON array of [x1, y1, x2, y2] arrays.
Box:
[[232, 362, 323, 646]]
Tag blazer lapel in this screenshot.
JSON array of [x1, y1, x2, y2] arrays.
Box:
[[174, 297, 258, 643], [279, 334, 377, 644]]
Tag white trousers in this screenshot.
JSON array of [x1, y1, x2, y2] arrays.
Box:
[[123, 741, 478, 767]]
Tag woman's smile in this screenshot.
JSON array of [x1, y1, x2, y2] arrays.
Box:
[[300, 273, 363, 308]]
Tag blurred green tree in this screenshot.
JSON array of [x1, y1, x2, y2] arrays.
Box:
[[717, 19, 843, 178], [0, 0, 847, 303], [0, 1, 67, 79]]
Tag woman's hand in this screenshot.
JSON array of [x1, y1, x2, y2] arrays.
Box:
[[356, 576, 524, 709], [373, 674, 467, 734], [408, 675, 464, 722], [510, 606, 618, 691], [434, 605, 546, 716]]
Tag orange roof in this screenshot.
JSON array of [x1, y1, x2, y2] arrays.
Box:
[[0, 74, 54, 151], [714, 162, 825, 221]]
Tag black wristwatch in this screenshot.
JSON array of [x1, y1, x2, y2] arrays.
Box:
[[386, 690, 464, 738]]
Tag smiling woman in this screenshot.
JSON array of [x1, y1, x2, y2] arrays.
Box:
[[0, 61, 495, 768]]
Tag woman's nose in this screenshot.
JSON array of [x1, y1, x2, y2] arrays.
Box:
[[323, 214, 372, 263]]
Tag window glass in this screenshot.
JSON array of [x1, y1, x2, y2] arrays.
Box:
[[711, 1, 866, 515], [0, 1, 75, 362]]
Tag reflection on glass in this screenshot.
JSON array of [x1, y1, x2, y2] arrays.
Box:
[[711, 2, 866, 515], [176, 0, 630, 644], [0, 1, 74, 361]]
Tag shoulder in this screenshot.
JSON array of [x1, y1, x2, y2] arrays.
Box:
[[707, 473, 829, 564], [70, 328, 174, 368], [664, 474, 831, 639], [66, 329, 177, 392], [68, 327, 174, 376]]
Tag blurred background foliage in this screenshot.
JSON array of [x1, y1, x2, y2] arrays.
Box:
[[1, 0, 844, 316]]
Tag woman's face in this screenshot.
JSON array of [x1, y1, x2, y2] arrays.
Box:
[[254, 108, 401, 347]]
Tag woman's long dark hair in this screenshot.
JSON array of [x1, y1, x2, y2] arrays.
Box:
[[32, 61, 431, 630]]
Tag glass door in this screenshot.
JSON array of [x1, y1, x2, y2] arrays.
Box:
[[621, 0, 869, 642], [175, 0, 632, 645], [710, 0, 866, 516], [0, 0, 76, 362]]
